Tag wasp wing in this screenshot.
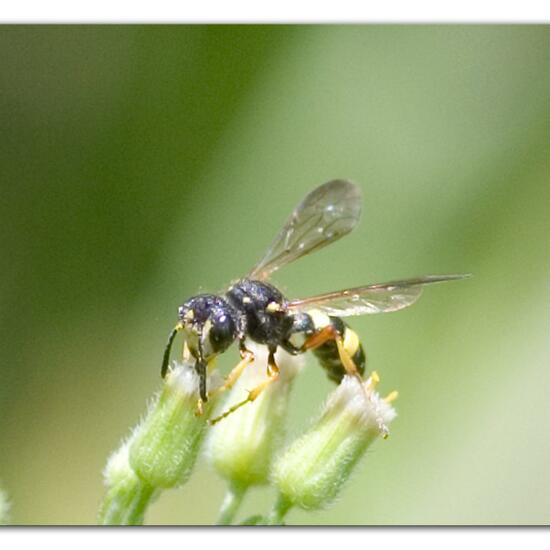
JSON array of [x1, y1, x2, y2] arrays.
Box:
[[248, 179, 362, 281], [287, 274, 470, 317]]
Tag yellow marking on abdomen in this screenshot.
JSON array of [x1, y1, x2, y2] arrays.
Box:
[[308, 309, 331, 330], [343, 327, 360, 357]]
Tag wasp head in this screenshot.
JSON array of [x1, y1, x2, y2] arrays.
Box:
[[178, 294, 240, 362]]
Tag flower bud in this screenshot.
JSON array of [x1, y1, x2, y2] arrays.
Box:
[[129, 361, 219, 489], [207, 344, 304, 488], [103, 435, 137, 489], [99, 438, 157, 525], [272, 373, 397, 511]]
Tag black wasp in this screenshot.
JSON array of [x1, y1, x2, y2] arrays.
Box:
[[161, 180, 468, 421]]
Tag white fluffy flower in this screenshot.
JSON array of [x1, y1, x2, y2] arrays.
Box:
[[322, 373, 397, 437], [207, 343, 304, 487], [272, 372, 397, 511]]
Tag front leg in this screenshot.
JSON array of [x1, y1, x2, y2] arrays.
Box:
[[208, 345, 280, 425], [208, 342, 256, 400], [209, 366, 279, 425], [267, 346, 279, 377], [194, 359, 208, 416]]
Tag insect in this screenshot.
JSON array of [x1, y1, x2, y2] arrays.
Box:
[[161, 179, 468, 421]]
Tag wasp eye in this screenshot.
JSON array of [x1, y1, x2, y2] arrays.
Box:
[[209, 315, 236, 354]]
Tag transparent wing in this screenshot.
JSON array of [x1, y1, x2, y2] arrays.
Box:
[[248, 179, 362, 280], [287, 274, 471, 317]]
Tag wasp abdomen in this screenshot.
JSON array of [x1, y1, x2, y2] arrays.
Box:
[[308, 312, 366, 383]]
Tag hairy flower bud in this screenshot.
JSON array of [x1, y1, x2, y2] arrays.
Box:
[[208, 344, 304, 488], [99, 438, 157, 525], [98, 361, 220, 524], [272, 373, 397, 512], [129, 361, 220, 489]]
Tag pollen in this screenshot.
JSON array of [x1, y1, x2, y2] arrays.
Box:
[[366, 370, 380, 390], [384, 390, 399, 403]]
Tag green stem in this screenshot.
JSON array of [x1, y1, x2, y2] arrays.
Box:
[[267, 493, 292, 525], [98, 475, 156, 525], [0, 488, 10, 525], [216, 482, 247, 525]]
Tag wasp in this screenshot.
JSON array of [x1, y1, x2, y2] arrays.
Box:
[[161, 180, 468, 421]]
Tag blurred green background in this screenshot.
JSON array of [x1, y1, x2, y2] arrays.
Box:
[[1, 25, 550, 525]]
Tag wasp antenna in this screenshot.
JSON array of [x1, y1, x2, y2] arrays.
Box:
[[161, 324, 183, 378]]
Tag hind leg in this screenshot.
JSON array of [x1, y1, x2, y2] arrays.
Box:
[[301, 325, 361, 377]]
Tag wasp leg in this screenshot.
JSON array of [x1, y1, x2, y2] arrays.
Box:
[[209, 370, 279, 425], [334, 336, 361, 378], [194, 358, 210, 416], [300, 325, 334, 351], [182, 340, 191, 362], [194, 355, 222, 416], [304, 327, 390, 438], [195, 398, 205, 416], [225, 349, 255, 389], [209, 351, 280, 425], [267, 348, 279, 377], [208, 348, 255, 400], [301, 325, 361, 378]]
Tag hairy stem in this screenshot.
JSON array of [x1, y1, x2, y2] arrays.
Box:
[[98, 476, 156, 526], [268, 493, 292, 525], [216, 482, 247, 525]]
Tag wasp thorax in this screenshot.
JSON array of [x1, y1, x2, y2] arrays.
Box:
[[178, 294, 240, 359]]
